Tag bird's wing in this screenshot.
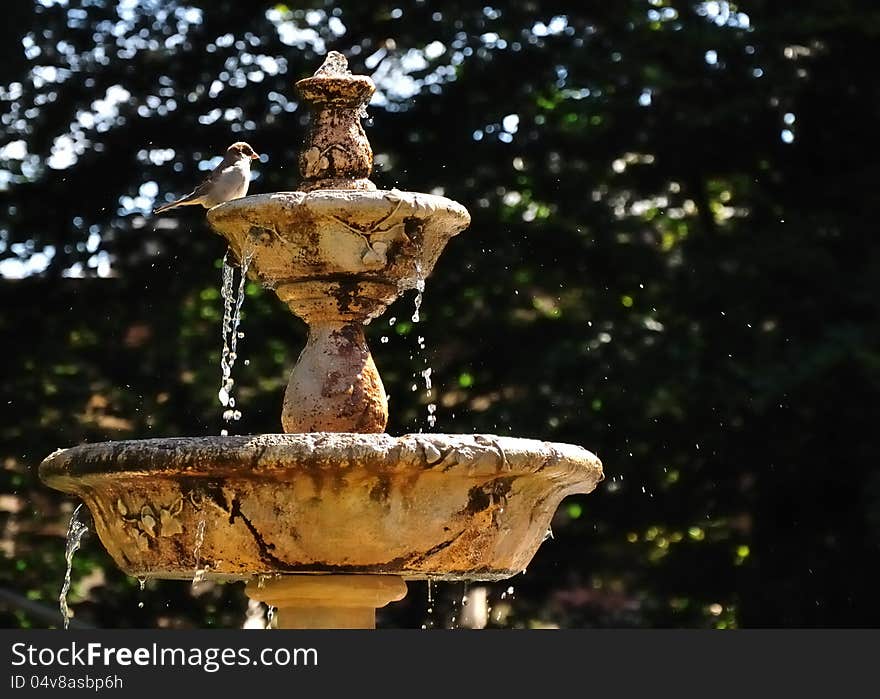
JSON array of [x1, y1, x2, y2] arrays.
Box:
[[153, 155, 237, 214], [188, 161, 228, 198]]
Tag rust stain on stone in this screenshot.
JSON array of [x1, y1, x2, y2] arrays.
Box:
[[464, 477, 514, 515], [369, 475, 392, 504], [333, 280, 357, 315]]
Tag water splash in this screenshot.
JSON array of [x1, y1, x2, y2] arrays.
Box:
[[242, 598, 266, 629], [266, 605, 277, 629], [459, 584, 489, 629], [218, 249, 253, 432], [59, 504, 89, 630], [137, 576, 146, 591]]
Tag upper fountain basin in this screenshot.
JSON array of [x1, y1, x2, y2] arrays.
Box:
[[40, 433, 602, 581], [207, 189, 470, 323]]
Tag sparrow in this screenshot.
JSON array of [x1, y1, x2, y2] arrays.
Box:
[[153, 142, 260, 214]]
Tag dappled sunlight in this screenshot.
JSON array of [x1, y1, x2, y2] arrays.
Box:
[[0, 1, 780, 278]]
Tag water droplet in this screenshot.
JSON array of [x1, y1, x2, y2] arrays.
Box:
[[420, 367, 433, 390]]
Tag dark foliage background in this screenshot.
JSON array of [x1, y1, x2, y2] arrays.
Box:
[[1, 0, 879, 628]]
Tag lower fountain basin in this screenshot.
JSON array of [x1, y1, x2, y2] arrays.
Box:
[[39, 433, 602, 581]]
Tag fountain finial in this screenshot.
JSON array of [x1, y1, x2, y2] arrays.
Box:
[[313, 50, 352, 77], [296, 51, 376, 191]]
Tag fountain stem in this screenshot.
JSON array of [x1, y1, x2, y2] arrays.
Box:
[[282, 321, 387, 433]]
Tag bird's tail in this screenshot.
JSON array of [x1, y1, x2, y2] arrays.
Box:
[[153, 192, 203, 214]]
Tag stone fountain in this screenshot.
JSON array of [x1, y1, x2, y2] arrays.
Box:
[[39, 53, 603, 629]]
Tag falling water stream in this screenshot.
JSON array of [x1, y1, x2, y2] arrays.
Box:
[[191, 519, 207, 585], [59, 503, 89, 629], [218, 249, 253, 434], [410, 276, 425, 324], [421, 367, 437, 429], [421, 578, 435, 629], [398, 267, 437, 433]]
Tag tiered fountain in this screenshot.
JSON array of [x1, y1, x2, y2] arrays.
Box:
[[39, 53, 603, 629]]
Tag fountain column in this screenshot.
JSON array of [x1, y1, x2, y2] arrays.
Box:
[[246, 575, 407, 629], [279, 50, 388, 434], [281, 321, 387, 433]]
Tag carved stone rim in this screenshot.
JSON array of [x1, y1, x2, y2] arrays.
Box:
[[206, 189, 471, 228], [40, 433, 602, 489]]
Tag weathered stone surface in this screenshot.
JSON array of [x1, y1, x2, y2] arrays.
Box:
[[207, 190, 469, 321], [295, 51, 376, 191], [281, 322, 387, 433], [39, 433, 603, 581]]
